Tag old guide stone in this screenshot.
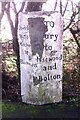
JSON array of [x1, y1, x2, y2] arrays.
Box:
[[18, 11, 63, 105]]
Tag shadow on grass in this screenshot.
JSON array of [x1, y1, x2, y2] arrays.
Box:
[[2, 98, 80, 119]]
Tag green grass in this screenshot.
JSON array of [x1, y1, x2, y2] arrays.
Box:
[[2, 99, 80, 118], [0, 102, 2, 112]]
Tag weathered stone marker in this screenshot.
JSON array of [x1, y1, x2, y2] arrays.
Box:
[[18, 11, 63, 105]]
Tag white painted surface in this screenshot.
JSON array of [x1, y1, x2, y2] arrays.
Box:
[[18, 11, 63, 105]]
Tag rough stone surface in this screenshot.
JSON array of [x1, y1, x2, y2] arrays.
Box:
[[18, 12, 63, 105], [28, 17, 47, 60]]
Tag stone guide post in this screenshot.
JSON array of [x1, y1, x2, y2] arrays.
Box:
[[18, 1, 63, 105]]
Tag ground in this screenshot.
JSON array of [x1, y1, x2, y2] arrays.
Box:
[[1, 99, 80, 119]]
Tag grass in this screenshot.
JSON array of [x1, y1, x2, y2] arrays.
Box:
[[2, 98, 80, 118], [0, 102, 2, 112]]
